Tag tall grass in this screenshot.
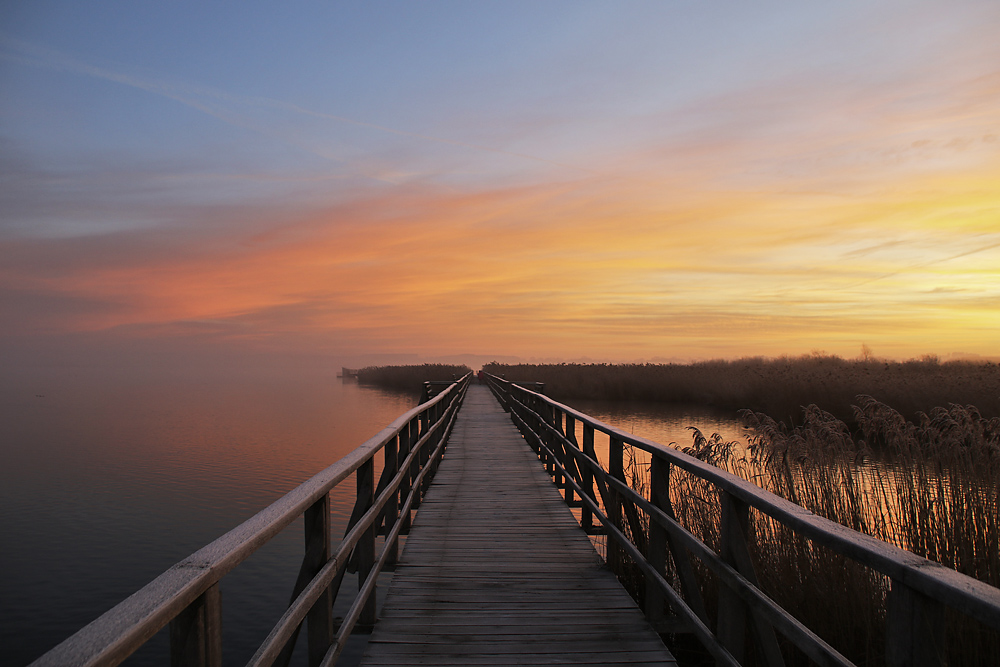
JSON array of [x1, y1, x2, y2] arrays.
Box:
[[623, 396, 1000, 665], [483, 358, 1000, 427], [355, 364, 470, 396]]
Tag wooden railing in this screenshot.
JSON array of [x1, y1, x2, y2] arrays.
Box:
[[483, 373, 1000, 667], [33, 373, 471, 667]]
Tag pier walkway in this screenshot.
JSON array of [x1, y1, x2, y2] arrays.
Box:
[[360, 385, 676, 666]]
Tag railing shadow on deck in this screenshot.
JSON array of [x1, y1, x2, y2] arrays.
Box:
[[32, 373, 471, 667], [483, 372, 1000, 667]]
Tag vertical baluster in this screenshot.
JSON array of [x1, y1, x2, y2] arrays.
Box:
[[273, 492, 333, 667], [717, 491, 748, 662], [547, 404, 559, 482], [398, 420, 413, 531], [356, 458, 376, 628], [304, 495, 333, 666], [564, 414, 577, 504], [553, 407, 563, 487], [581, 424, 595, 532], [886, 581, 946, 667], [649, 455, 709, 628], [646, 455, 669, 627], [169, 584, 221, 667], [531, 395, 544, 457], [717, 492, 784, 666], [420, 402, 437, 497], [383, 433, 400, 565], [410, 415, 423, 511], [608, 436, 625, 574]]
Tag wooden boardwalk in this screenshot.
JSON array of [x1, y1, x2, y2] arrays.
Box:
[[360, 384, 676, 666]]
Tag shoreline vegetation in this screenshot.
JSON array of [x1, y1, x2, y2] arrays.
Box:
[[355, 364, 471, 395], [482, 357, 1000, 427]]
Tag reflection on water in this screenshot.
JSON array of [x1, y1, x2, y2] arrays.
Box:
[[563, 397, 747, 452], [0, 373, 416, 667]]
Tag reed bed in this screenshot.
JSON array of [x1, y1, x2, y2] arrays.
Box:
[[616, 397, 999, 665], [483, 358, 1000, 427]]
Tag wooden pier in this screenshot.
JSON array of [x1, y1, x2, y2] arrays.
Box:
[[360, 385, 675, 666]]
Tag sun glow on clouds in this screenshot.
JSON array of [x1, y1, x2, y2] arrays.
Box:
[[6, 158, 998, 362], [2, 2, 999, 365]]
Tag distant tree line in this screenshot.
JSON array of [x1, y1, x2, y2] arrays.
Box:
[[356, 364, 471, 396]]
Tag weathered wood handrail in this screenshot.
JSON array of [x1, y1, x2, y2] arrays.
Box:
[[483, 372, 1000, 667], [32, 373, 471, 667]]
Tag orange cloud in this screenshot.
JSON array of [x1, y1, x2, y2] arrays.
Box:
[[5, 146, 997, 364]]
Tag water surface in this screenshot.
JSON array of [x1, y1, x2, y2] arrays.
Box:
[[562, 397, 747, 453], [0, 372, 415, 667]]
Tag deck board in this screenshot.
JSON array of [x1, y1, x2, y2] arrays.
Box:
[[359, 384, 676, 666]]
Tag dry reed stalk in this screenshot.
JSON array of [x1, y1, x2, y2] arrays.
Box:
[[609, 397, 998, 665]]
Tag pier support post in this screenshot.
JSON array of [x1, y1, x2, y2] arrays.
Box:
[[409, 417, 422, 512], [356, 458, 377, 629], [717, 492, 749, 662], [608, 436, 625, 575], [581, 425, 596, 533], [304, 495, 333, 666], [718, 492, 785, 667], [886, 581, 946, 667], [646, 456, 669, 627], [383, 433, 400, 565], [169, 583, 221, 667], [562, 413, 577, 504]]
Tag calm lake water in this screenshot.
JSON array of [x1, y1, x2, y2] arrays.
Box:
[[562, 397, 747, 453], [1, 374, 744, 666]]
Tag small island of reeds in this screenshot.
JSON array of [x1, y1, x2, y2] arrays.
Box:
[[355, 363, 471, 396]]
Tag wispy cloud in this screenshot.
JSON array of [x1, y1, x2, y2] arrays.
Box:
[[0, 36, 591, 181]]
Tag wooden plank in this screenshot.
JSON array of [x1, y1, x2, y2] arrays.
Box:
[[360, 385, 676, 666]]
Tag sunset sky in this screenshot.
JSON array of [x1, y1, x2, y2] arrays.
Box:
[[2, 1, 999, 371]]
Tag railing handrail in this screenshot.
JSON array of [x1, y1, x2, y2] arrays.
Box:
[[33, 373, 471, 667], [483, 372, 1000, 665]]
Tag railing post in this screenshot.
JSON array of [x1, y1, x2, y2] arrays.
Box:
[[717, 491, 749, 662], [886, 580, 946, 667], [544, 403, 557, 479], [169, 583, 221, 667], [552, 408, 567, 492], [356, 458, 376, 628], [384, 433, 400, 566], [646, 455, 669, 627], [304, 494, 333, 666], [410, 415, 423, 511], [717, 491, 785, 667], [649, 455, 709, 629], [399, 420, 413, 532], [419, 404, 437, 498], [563, 414, 576, 504], [581, 425, 596, 533], [608, 436, 625, 574]]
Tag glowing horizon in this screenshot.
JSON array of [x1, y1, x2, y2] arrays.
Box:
[[2, 2, 999, 369]]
